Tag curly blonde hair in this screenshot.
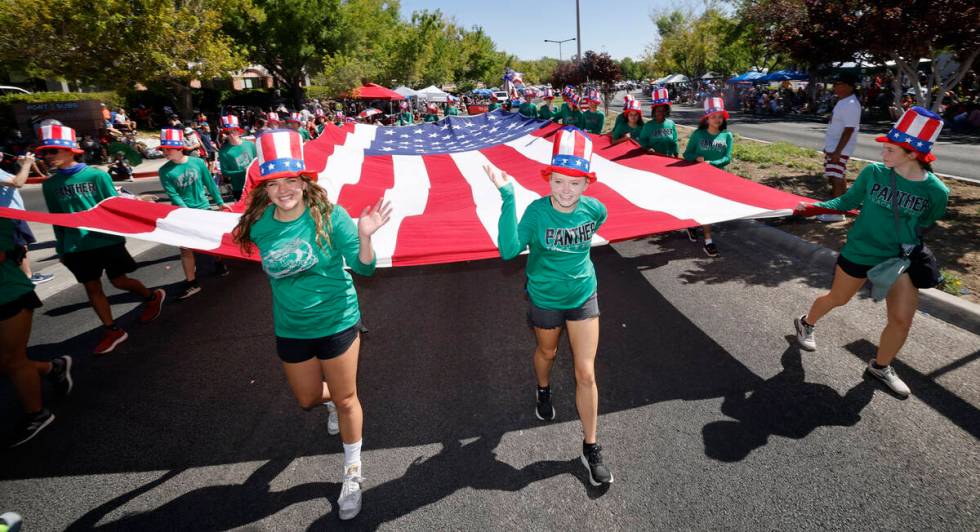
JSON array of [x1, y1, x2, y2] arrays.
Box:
[[232, 175, 334, 255]]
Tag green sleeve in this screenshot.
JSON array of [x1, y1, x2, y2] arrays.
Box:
[[708, 132, 733, 168], [919, 185, 949, 230], [682, 130, 700, 161], [161, 171, 188, 208], [636, 124, 650, 149], [611, 122, 625, 141], [199, 159, 224, 206], [497, 183, 534, 260], [333, 206, 375, 276], [815, 166, 871, 212]]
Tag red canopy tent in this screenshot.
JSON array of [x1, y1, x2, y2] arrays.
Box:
[[348, 83, 405, 100]]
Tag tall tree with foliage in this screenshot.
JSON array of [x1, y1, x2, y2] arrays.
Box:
[[580, 51, 622, 114], [0, 0, 253, 117], [644, 6, 758, 80]]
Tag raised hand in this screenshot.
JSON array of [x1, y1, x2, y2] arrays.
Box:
[[483, 164, 510, 189], [358, 197, 392, 237]]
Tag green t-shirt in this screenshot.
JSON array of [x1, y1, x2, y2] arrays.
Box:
[[683, 128, 734, 168], [0, 217, 35, 305], [611, 120, 643, 142], [815, 163, 949, 266], [159, 156, 225, 210], [218, 141, 257, 194], [518, 103, 538, 118], [42, 165, 125, 254], [580, 110, 605, 134], [423, 113, 439, 123], [446, 106, 460, 116], [298, 128, 312, 141], [496, 183, 607, 310], [398, 111, 414, 125], [638, 119, 679, 156], [538, 105, 555, 120], [558, 104, 581, 126], [250, 204, 376, 338], [488, 103, 500, 112]]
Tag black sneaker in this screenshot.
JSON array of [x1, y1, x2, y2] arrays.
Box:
[[214, 262, 230, 277], [8, 409, 55, 448], [685, 227, 698, 242], [703, 242, 719, 257], [46, 356, 73, 395], [581, 443, 613, 486], [535, 387, 555, 421], [177, 282, 202, 300]]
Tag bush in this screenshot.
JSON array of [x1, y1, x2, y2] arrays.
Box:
[[938, 270, 964, 296], [0, 90, 122, 108], [305, 85, 336, 101]]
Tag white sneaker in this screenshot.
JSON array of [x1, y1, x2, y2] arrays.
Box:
[[794, 315, 816, 351], [816, 213, 845, 222], [866, 360, 911, 398], [324, 401, 340, 435], [338, 463, 364, 520]]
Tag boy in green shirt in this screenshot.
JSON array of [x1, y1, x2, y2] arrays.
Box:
[[39, 125, 165, 355], [159, 129, 231, 299], [218, 115, 257, 201], [682, 98, 733, 257]]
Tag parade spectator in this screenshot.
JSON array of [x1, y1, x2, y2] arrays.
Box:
[[107, 152, 134, 182], [0, 153, 54, 285], [819, 72, 862, 222]]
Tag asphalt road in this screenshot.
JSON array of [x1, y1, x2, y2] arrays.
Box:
[[1, 223, 977, 530], [613, 91, 980, 181]]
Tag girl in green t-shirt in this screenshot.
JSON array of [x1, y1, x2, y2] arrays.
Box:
[[682, 98, 734, 257], [791, 107, 950, 399], [484, 126, 614, 487], [638, 97, 678, 157], [232, 129, 391, 521], [610, 99, 644, 145]]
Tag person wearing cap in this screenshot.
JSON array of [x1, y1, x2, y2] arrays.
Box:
[[538, 89, 556, 120], [682, 97, 733, 258], [182, 126, 206, 159], [158, 128, 232, 299], [422, 103, 440, 123], [445, 97, 460, 116], [483, 125, 614, 487], [612, 94, 635, 131], [287, 112, 312, 142], [487, 94, 501, 113], [818, 72, 862, 222], [518, 95, 538, 119], [397, 101, 414, 125], [610, 99, 644, 145], [580, 96, 605, 134], [557, 95, 583, 127], [38, 125, 166, 355], [792, 107, 949, 398], [232, 128, 391, 520], [218, 115, 257, 201], [638, 88, 678, 156]]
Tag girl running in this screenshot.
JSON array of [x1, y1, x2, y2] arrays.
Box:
[[232, 129, 391, 519], [483, 126, 613, 487], [793, 107, 949, 398]]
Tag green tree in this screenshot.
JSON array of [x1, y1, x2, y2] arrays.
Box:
[[0, 0, 253, 116], [580, 51, 622, 114]]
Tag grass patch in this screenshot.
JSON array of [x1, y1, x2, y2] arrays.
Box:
[[939, 270, 965, 296], [732, 139, 824, 172]]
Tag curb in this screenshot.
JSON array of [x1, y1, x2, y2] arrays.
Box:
[[728, 219, 980, 336]]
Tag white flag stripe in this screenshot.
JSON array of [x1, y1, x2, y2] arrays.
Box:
[[82, 209, 240, 250], [317, 125, 377, 203], [371, 154, 430, 267], [449, 149, 540, 247]]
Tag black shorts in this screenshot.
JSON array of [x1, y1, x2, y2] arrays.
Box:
[[836, 254, 873, 279], [0, 290, 42, 321], [61, 243, 138, 283], [276, 323, 360, 364], [527, 292, 600, 330]]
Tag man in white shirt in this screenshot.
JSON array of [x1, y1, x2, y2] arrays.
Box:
[[819, 72, 862, 222], [0, 153, 54, 284]]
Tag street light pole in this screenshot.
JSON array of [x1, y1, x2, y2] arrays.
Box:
[[575, 0, 581, 62], [544, 38, 576, 62]]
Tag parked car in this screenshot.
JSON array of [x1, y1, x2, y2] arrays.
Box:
[[0, 85, 31, 96]]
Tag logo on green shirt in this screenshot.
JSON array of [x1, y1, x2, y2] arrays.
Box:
[[261, 238, 319, 279], [545, 222, 597, 252], [868, 183, 931, 214], [174, 167, 201, 189]]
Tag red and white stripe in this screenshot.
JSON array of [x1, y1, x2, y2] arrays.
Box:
[[895, 110, 942, 143], [2, 123, 812, 267], [40, 125, 76, 143], [704, 97, 725, 114]]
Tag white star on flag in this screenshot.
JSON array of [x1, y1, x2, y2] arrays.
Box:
[[383, 129, 395, 135]]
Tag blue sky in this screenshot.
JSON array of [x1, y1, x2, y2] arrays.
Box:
[[398, 0, 670, 61]]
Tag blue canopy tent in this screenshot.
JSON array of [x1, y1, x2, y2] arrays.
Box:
[[471, 88, 494, 97], [759, 70, 810, 82], [727, 71, 767, 83]]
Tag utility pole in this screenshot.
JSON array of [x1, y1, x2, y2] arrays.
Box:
[[544, 38, 576, 62], [575, 0, 581, 62]]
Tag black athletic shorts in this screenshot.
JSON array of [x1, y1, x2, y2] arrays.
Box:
[[276, 322, 360, 364], [527, 292, 600, 330], [61, 243, 138, 284], [0, 290, 42, 321], [836, 254, 873, 279]]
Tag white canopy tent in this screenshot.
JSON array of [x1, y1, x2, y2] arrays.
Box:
[[663, 74, 690, 84], [393, 85, 418, 98], [416, 85, 452, 103]]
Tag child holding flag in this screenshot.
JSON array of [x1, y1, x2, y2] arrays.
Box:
[[682, 98, 733, 257], [217, 115, 257, 201]]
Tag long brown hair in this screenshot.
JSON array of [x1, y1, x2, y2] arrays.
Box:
[[232, 175, 334, 255]]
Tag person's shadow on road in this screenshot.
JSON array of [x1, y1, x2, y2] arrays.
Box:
[[701, 336, 876, 462]]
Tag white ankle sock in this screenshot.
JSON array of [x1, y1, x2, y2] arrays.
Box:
[[343, 440, 362, 467], [704, 238, 713, 245]]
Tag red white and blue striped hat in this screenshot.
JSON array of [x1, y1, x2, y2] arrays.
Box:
[[567, 94, 580, 108], [587, 90, 602, 105], [159, 128, 185, 150], [876, 106, 943, 163], [703, 97, 729, 119], [37, 124, 83, 153], [266, 112, 281, 125], [542, 87, 554, 99], [288, 112, 303, 124], [255, 129, 316, 182], [220, 115, 243, 133], [651, 88, 670, 107], [541, 126, 596, 182], [623, 99, 643, 115]]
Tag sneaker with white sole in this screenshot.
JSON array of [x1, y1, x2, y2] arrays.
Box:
[[325, 401, 340, 435], [535, 386, 555, 421], [794, 314, 816, 351], [46, 356, 73, 396], [866, 360, 911, 397], [31, 272, 55, 285], [581, 444, 613, 486], [338, 463, 364, 520], [8, 409, 55, 448]]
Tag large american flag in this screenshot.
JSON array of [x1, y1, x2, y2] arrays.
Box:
[[2, 110, 814, 267]]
